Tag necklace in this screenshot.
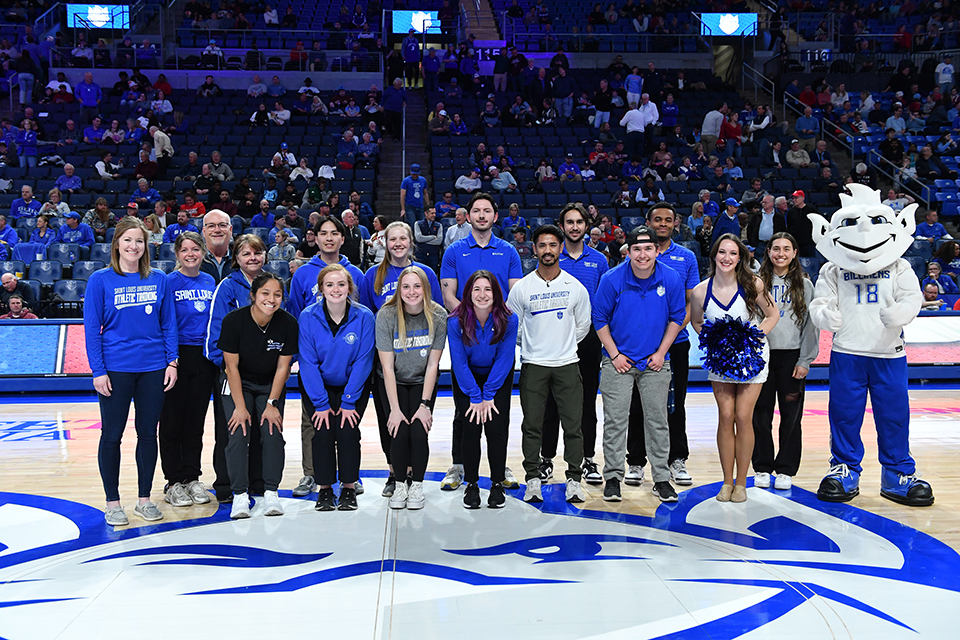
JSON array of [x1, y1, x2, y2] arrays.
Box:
[[255, 318, 272, 334], [536, 269, 560, 287]]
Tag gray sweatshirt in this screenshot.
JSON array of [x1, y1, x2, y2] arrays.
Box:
[[375, 304, 448, 384], [766, 273, 819, 369]]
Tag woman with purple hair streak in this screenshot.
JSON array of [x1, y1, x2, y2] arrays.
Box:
[[447, 270, 519, 510]]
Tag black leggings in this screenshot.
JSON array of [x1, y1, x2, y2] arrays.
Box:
[[376, 378, 436, 482], [752, 349, 805, 476], [452, 371, 512, 484], [159, 345, 218, 485], [307, 383, 371, 486], [372, 372, 392, 466]]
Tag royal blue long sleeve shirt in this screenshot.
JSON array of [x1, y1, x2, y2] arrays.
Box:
[[447, 313, 519, 403]]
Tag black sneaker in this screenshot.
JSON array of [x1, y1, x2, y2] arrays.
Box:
[[652, 481, 679, 503], [487, 482, 506, 508], [463, 482, 481, 509], [582, 458, 602, 485], [315, 487, 337, 511], [603, 478, 622, 502], [381, 474, 397, 498], [338, 487, 358, 511], [216, 490, 233, 504], [537, 457, 554, 482]]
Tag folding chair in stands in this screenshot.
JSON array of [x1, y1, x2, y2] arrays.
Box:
[[798, 257, 821, 283], [521, 258, 538, 275], [620, 216, 645, 232], [53, 279, 86, 301]]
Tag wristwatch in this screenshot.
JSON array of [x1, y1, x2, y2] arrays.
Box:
[[267, 398, 278, 408]]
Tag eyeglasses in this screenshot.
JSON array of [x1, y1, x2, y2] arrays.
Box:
[[204, 222, 231, 229]]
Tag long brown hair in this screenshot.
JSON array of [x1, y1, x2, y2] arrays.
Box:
[[708, 233, 771, 319], [374, 221, 414, 295], [109, 217, 152, 278], [380, 265, 442, 352], [758, 232, 808, 327]]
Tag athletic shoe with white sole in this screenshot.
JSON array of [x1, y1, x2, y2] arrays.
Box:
[[406, 481, 425, 509], [774, 473, 792, 490], [503, 467, 519, 489], [624, 465, 644, 486], [582, 458, 602, 485], [230, 493, 251, 519], [670, 459, 693, 486], [440, 465, 464, 491], [104, 505, 128, 526], [354, 479, 364, 495], [463, 482, 481, 509], [603, 478, 622, 502], [185, 480, 211, 504], [536, 458, 554, 482], [565, 479, 586, 503], [292, 476, 316, 497], [134, 501, 163, 521], [524, 477, 543, 503], [262, 490, 284, 516], [382, 474, 397, 497], [652, 481, 679, 503], [389, 483, 408, 509], [753, 472, 772, 488], [315, 487, 337, 511], [339, 486, 358, 510], [487, 482, 506, 508], [164, 482, 193, 507]]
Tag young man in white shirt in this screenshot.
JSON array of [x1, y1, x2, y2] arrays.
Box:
[[507, 224, 592, 504]]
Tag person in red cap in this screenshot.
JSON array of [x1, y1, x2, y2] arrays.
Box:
[[786, 190, 819, 257]]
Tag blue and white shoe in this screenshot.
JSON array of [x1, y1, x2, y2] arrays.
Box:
[[817, 463, 860, 502], [880, 468, 935, 507]]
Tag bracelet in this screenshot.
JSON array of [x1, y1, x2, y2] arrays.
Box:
[[611, 352, 621, 360], [168, 362, 178, 368], [420, 399, 434, 411]]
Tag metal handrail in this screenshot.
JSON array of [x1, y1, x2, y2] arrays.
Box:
[[869, 149, 932, 205], [782, 90, 855, 159], [499, 13, 707, 52], [742, 63, 776, 107], [174, 26, 383, 43]]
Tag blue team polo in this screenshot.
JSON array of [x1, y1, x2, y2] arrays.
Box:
[[656, 240, 700, 344], [559, 243, 609, 305], [440, 232, 523, 299]]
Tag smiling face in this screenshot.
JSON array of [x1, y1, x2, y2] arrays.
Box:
[[253, 278, 284, 317], [714, 239, 740, 274], [237, 243, 266, 279], [117, 228, 145, 267], [177, 238, 204, 271], [317, 220, 344, 256], [767, 237, 797, 273], [387, 226, 411, 264], [469, 277, 494, 315], [628, 236, 659, 275], [535, 232, 561, 267], [468, 198, 498, 232], [811, 184, 916, 275], [399, 272, 424, 311]]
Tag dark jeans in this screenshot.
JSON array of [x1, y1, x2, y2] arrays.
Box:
[[626, 340, 691, 466], [308, 383, 371, 486], [385, 109, 402, 140], [542, 328, 601, 459], [213, 373, 264, 497], [452, 370, 512, 484], [97, 369, 166, 502], [519, 363, 583, 482], [752, 349, 805, 476], [376, 379, 437, 482], [222, 379, 286, 495], [159, 345, 217, 484], [626, 130, 644, 158]]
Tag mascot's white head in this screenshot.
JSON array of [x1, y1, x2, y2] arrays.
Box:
[[809, 183, 917, 276]]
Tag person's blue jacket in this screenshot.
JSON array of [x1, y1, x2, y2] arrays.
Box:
[[447, 312, 519, 404], [923, 274, 960, 294], [711, 213, 741, 249], [163, 222, 199, 243], [10, 198, 41, 220], [55, 175, 83, 192], [500, 215, 526, 232], [28, 227, 58, 247], [287, 254, 364, 319], [251, 212, 274, 228], [15, 129, 36, 156], [0, 225, 19, 247], [298, 300, 375, 411], [204, 268, 253, 367], [129, 188, 161, 204], [56, 222, 96, 247]]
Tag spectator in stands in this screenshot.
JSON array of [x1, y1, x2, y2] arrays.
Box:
[[83, 199, 117, 243], [247, 75, 267, 98], [740, 177, 768, 207], [179, 191, 206, 219], [785, 139, 811, 169], [508, 226, 534, 258], [36, 188, 66, 218], [921, 282, 948, 310], [130, 179, 161, 209], [0, 293, 36, 319], [934, 240, 960, 280], [794, 106, 819, 153], [706, 165, 732, 193], [267, 230, 296, 262], [133, 149, 158, 181], [0, 214, 17, 250], [10, 185, 40, 220], [746, 195, 787, 257], [879, 128, 905, 167], [886, 105, 907, 135], [164, 210, 200, 243], [917, 144, 958, 182], [551, 66, 576, 125], [74, 72, 102, 124], [429, 109, 450, 135], [29, 214, 57, 247], [489, 166, 518, 194], [383, 78, 406, 141], [205, 150, 233, 182], [0, 271, 35, 314], [558, 153, 582, 182], [56, 211, 95, 249], [701, 102, 728, 155], [785, 191, 817, 257], [937, 55, 955, 94], [456, 167, 483, 194], [500, 203, 526, 233], [252, 200, 275, 228], [269, 101, 290, 126], [881, 189, 916, 213], [50, 166, 81, 198], [815, 167, 843, 204], [401, 29, 421, 88], [635, 174, 666, 209], [14, 119, 36, 168], [719, 112, 743, 160], [916, 209, 953, 245], [851, 162, 878, 188], [445, 207, 471, 248], [151, 91, 174, 121], [923, 261, 959, 294], [711, 199, 741, 249], [83, 116, 105, 145]]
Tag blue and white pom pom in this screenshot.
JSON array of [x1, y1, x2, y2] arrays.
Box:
[[699, 315, 766, 381]]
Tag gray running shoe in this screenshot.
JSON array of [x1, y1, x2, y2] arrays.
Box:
[[134, 501, 163, 522], [185, 480, 212, 504], [164, 483, 192, 507], [292, 476, 317, 497], [104, 505, 128, 526]]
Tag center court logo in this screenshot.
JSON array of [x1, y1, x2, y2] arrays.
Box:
[[0, 481, 958, 638]]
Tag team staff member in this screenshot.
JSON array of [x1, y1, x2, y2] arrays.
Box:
[[205, 234, 268, 503], [84, 217, 179, 526], [625, 203, 700, 487], [159, 231, 218, 508], [593, 226, 686, 503], [286, 214, 364, 498], [440, 192, 522, 491], [448, 270, 519, 509], [360, 221, 442, 498], [377, 266, 448, 510], [220, 273, 297, 519], [299, 264, 376, 512], [507, 224, 592, 505], [539, 204, 609, 485]]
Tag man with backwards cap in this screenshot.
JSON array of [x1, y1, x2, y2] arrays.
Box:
[[711, 197, 742, 249], [400, 163, 429, 227]]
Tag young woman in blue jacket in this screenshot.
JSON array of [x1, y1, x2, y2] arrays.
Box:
[[448, 270, 518, 509], [84, 217, 179, 526], [299, 264, 376, 511]]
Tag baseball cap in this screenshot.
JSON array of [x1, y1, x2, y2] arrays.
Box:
[[450, 77, 458, 83], [65, 211, 81, 219], [439, 110, 447, 116], [281, 142, 288, 149], [725, 197, 740, 207], [411, 163, 421, 173], [746, 245, 756, 253], [790, 138, 799, 144], [566, 152, 574, 158], [625, 227, 656, 247], [471, 167, 481, 173], [792, 190, 805, 198]]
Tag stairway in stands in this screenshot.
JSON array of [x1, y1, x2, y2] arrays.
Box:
[[375, 89, 430, 222]]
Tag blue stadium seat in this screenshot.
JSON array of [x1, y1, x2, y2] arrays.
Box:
[[620, 217, 645, 232], [244, 227, 271, 243], [12, 243, 45, 262], [47, 243, 81, 266], [72, 261, 105, 280], [521, 258, 538, 275], [798, 257, 821, 283], [28, 260, 63, 284], [0, 260, 25, 276], [150, 260, 176, 274], [20, 279, 41, 303], [90, 243, 111, 263], [264, 260, 291, 280], [157, 243, 177, 261], [904, 256, 927, 279], [53, 279, 86, 302], [906, 239, 933, 260]]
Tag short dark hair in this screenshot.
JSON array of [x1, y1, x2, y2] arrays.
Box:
[[532, 224, 563, 245], [467, 191, 498, 214], [558, 203, 588, 226], [314, 214, 347, 236], [646, 202, 676, 221]]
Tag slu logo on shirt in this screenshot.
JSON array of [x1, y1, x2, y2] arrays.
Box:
[[266, 340, 284, 351], [343, 332, 358, 345], [656, 285, 665, 297]]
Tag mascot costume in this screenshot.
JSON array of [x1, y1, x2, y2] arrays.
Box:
[[808, 183, 933, 507]]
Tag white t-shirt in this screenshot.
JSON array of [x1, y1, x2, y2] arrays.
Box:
[[507, 270, 591, 367], [936, 62, 955, 84]]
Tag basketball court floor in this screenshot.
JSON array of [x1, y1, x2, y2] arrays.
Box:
[[1, 387, 959, 639]]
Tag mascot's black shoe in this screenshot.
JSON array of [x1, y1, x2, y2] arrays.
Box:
[[880, 468, 935, 507], [817, 464, 860, 502]]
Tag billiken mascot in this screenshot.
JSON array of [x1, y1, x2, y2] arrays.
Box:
[[808, 183, 933, 506]]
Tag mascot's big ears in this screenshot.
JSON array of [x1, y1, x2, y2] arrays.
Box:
[[809, 183, 917, 276]]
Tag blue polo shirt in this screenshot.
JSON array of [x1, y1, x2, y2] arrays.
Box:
[[559, 243, 609, 305], [401, 175, 427, 207], [657, 241, 700, 344], [441, 232, 523, 299], [592, 261, 685, 362], [75, 81, 102, 107]]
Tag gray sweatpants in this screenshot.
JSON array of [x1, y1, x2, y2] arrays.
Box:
[[223, 380, 286, 495], [600, 357, 671, 483]]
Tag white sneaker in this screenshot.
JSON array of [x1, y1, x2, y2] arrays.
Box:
[[670, 459, 693, 486], [262, 490, 284, 516], [624, 465, 644, 486], [774, 473, 792, 490], [230, 493, 251, 519], [503, 466, 519, 489], [389, 482, 408, 509], [406, 481, 425, 509], [524, 477, 543, 503], [440, 465, 464, 491], [164, 482, 193, 507], [185, 480, 211, 504], [753, 472, 771, 488], [565, 479, 586, 503]]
